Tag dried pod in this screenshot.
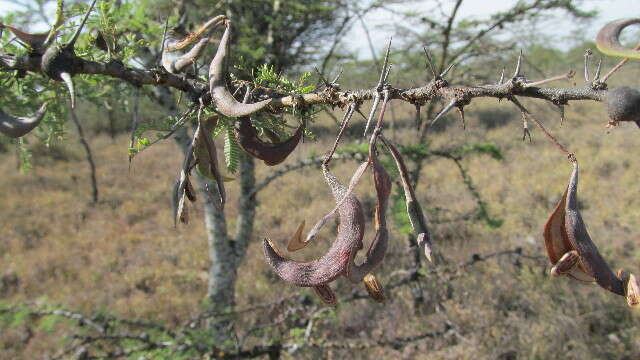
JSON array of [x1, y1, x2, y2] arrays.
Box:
[[162, 16, 226, 74], [41, 0, 97, 109], [596, 18, 640, 60], [0, 102, 48, 138], [380, 136, 434, 261], [543, 181, 594, 282], [263, 163, 365, 288], [346, 149, 392, 282], [234, 117, 303, 166], [363, 273, 386, 303], [543, 161, 634, 302], [193, 116, 225, 208], [605, 86, 640, 127], [1, 25, 49, 52], [173, 116, 227, 226], [617, 270, 640, 308], [208, 22, 271, 117], [165, 15, 227, 52]]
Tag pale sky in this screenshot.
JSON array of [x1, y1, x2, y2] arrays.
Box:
[[1, 0, 638, 58], [346, 0, 640, 58]]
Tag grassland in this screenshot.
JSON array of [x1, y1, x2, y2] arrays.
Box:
[[2, 66, 640, 359]]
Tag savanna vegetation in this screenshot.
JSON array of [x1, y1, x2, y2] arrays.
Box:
[[1, 0, 640, 359]]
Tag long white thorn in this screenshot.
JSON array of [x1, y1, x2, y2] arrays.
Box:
[[60, 72, 76, 109]]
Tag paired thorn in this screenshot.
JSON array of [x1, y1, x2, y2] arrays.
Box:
[[423, 47, 437, 79], [439, 62, 456, 78], [430, 99, 457, 127], [364, 38, 393, 137], [593, 58, 602, 81], [583, 49, 592, 82], [513, 50, 523, 78], [498, 67, 505, 85]]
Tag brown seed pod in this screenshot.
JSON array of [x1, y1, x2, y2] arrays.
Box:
[[194, 115, 226, 208], [543, 160, 639, 305], [346, 147, 392, 283], [161, 16, 226, 74], [1, 24, 49, 52], [208, 21, 271, 117], [234, 117, 304, 166], [165, 15, 227, 52], [0, 102, 48, 138], [380, 135, 434, 261], [606, 86, 640, 127], [263, 163, 365, 288]]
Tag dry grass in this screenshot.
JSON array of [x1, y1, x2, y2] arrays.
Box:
[[3, 68, 640, 358]]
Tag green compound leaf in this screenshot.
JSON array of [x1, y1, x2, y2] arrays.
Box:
[[224, 126, 240, 173]]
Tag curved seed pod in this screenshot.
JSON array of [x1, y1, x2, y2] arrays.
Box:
[[347, 150, 392, 283], [162, 34, 211, 74], [304, 161, 369, 247], [41, 0, 97, 109], [233, 117, 304, 166], [0, 102, 48, 138], [363, 274, 386, 303], [165, 15, 227, 52], [209, 22, 271, 117], [380, 136, 434, 262], [605, 86, 640, 126], [2, 25, 49, 51], [263, 163, 365, 287], [173, 125, 200, 226], [596, 19, 640, 59], [563, 161, 624, 295], [194, 115, 225, 208], [543, 185, 594, 282]]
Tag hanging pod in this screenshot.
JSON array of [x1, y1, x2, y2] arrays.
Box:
[[543, 160, 640, 307], [233, 117, 304, 166], [0, 102, 48, 138], [263, 162, 366, 304], [41, 0, 97, 109], [263, 148, 392, 304], [208, 21, 271, 117]]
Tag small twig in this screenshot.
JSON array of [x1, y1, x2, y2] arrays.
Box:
[[601, 43, 640, 83], [524, 70, 575, 88]]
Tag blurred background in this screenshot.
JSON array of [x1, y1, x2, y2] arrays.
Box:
[[1, 0, 640, 358]]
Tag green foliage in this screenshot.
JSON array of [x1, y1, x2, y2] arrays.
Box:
[[224, 126, 240, 173], [254, 64, 314, 94], [452, 142, 503, 161]]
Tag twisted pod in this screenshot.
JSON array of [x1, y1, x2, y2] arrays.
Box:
[[208, 21, 271, 117], [0, 102, 48, 138], [543, 160, 639, 307], [162, 15, 227, 74]]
